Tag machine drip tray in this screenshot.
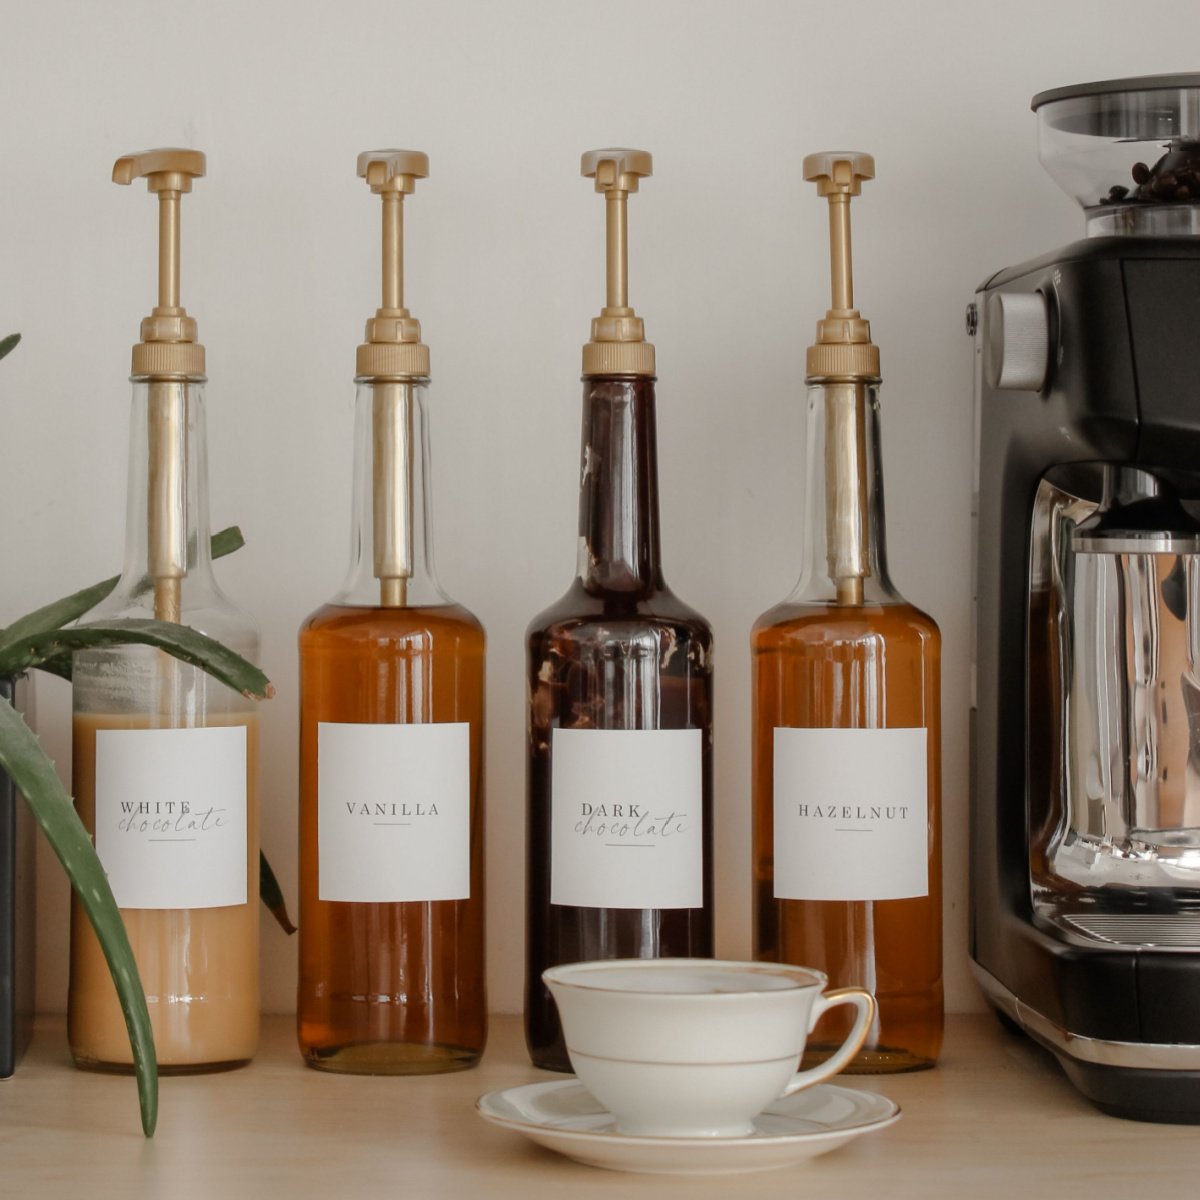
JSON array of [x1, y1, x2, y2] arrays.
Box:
[[1058, 913, 1200, 948]]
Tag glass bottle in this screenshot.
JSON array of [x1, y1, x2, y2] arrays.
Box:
[[752, 153, 942, 1072], [526, 149, 714, 1072], [297, 151, 485, 1075], [69, 150, 260, 1072]]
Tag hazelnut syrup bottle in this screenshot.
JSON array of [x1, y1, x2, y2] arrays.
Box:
[[752, 154, 942, 1071], [297, 152, 486, 1073], [69, 150, 261, 1072], [525, 149, 714, 1072]]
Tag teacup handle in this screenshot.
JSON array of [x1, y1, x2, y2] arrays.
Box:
[[781, 987, 877, 1097]]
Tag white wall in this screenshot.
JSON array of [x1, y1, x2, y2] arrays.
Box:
[[2, 0, 1193, 1018]]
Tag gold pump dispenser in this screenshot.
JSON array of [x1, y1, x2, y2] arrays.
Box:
[[355, 149, 430, 381], [804, 151, 879, 382], [355, 150, 431, 608], [113, 148, 208, 624], [804, 151, 880, 608], [581, 148, 655, 377], [114, 148, 207, 380]]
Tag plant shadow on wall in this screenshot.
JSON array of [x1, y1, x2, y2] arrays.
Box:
[[0, 333, 294, 1137]]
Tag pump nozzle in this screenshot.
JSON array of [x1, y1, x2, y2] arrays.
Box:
[[355, 151, 431, 609], [113, 149, 210, 624], [356, 149, 430, 380], [580, 148, 655, 377], [803, 152, 882, 608], [803, 151, 879, 382], [113, 148, 207, 379]]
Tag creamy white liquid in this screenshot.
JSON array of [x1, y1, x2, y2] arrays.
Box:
[[69, 712, 260, 1069]]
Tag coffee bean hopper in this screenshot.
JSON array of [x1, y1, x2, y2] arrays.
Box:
[[970, 74, 1200, 1122]]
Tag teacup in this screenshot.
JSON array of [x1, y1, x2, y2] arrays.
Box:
[[543, 958, 875, 1138]]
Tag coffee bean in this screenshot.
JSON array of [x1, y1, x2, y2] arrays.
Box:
[[1108, 146, 1200, 207]]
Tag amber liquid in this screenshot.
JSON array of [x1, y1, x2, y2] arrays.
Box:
[[752, 601, 943, 1072], [69, 712, 260, 1073], [298, 602, 486, 1074], [525, 376, 714, 1072]]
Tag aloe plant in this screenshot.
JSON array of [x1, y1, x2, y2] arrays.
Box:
[[0, 332, 284, 1135]]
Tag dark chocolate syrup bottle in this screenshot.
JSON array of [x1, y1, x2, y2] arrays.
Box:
[[525, 149, 714, 1071]]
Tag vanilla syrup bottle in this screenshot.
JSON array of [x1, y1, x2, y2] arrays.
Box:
[[297, 151, 486, 1074], [69, 150, 261, 1072], [752, 153, 943, 1072], [525, 149, 714, 1072]]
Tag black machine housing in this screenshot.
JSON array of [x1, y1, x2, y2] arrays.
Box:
[[971, 235, 1200, 1122]]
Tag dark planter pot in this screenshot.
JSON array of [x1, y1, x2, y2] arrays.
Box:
[[0, 675, 36, 1076]]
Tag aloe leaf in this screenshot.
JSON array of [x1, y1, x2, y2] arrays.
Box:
[[3, 620, 272, 701], [0, 580, 120, 662], [0, 333, 18, 363], [0, 527, 247, 675], [260, 850, 297, 934], [28, 655, 72, 682], [208, 526, 245, 562], [0, 695, 157, 1135]]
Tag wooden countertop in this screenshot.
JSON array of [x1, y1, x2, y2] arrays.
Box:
[[4, 1013, 1199, 1198]]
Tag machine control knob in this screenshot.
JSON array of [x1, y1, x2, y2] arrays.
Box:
[[985, 291, 1049, 392]]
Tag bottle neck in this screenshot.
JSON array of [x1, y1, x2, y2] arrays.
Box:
[[576, 375, 664, 596], [114, 378, 218, 611], [792, 379, 899, 605], [338, 378, 447, 608]]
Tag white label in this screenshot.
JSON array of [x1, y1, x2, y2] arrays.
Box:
[[94, 726, 248, 910], [317, 722, 470, 903], [551, 728, 703, 910], [773, 727, 928, 901]]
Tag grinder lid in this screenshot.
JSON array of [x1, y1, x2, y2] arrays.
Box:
[[1033, 73, 1200, 115]]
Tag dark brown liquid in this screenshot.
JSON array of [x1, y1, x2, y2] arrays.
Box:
[[525, 376, 714, 1072], [298, 603, 486, 1074], [752, 601, 942, 1072]]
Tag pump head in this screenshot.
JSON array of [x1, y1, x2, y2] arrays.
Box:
[[803, 150, 880, 382], [113, 148, 207, 378], [356, 149, 430, 380], [580, 147, 656, 377]]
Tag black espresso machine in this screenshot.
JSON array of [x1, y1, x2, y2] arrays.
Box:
[[970, 74, 1200, 1122]]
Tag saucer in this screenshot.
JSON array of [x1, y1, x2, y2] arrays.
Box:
[[475, 1078, 900, 1175]]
